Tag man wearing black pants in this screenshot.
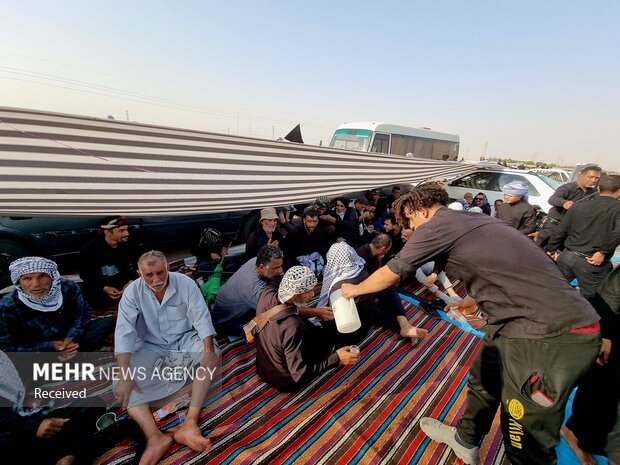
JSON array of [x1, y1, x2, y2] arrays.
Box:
[[548, 174, 620, 298], [341, 182, 601, 465]]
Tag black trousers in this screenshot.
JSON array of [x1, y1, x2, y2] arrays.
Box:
[[556, 250, 613, 298], [457, 331, 600, 465], [4, 398, 106, 465]]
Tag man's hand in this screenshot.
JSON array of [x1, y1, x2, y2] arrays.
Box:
[[445, 296, 478, 316], [200, 350, 220, 371], [113, 378, 142, 409], [423, 273, 438, 287], [320, 215, 336, 223], [209, 252, 222, 260], [597, 338, 611, 366], [36, 418, 70, 438], [53, 338, 79, 354], [267, 239, 279, 248], [340, 283, 358, 300], [586, 251, 605, 266], [314, 307, 334, 321], [103, 286, 123, 299], [336, 347, 360, 365], [563, 200, 575, 209]]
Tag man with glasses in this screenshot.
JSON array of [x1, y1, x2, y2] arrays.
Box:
[[341, 182, 601, 465], [469, 193, 491, 215]]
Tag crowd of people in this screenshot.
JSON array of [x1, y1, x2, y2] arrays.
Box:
[[0, 169, 618, 465]]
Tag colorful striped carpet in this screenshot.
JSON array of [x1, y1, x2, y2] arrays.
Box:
[[96, 283, 509, 465]]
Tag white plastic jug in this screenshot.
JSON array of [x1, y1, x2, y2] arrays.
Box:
[[330, 288, 361, 333]]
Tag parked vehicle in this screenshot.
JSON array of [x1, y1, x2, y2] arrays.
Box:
[[444, 168, 561, 213], [329, 122, 459, 160], [0, 210, 258, 288], [529, 168, 570, 183]]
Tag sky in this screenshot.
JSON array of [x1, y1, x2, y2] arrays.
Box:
[[0, 0, 618, 170]]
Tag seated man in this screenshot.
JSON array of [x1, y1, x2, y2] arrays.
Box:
[[356, 234, 428, 345], [79, 215, 140, 309], [320, 197, 357, 244], [255, 266, 359, 391], [0, 257, 114, 355], [210, 245, 284, 336], [244, 208, 284, 260], [383, 213, 404, 261], [114, 251, 219, 465], [193, 227, 243, 280], [282, 207, 327, 273], [0, 351, 106, 465]]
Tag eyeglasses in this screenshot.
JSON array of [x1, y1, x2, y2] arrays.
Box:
[[475, 197, 484, 201]]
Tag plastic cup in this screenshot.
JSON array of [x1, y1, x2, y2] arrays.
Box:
[[96, 412, 117, 431], [349, 345, 360, 354]]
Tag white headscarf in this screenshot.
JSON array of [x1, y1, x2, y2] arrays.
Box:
[[0, 351, 25, 411], [9, 256, 63, 312], [318, 243, 365, 307], [278, 266, 317, 304]]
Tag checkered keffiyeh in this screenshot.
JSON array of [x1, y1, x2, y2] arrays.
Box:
[[0, 351, 25, 411], [278, 266, 317, 304], [317, 243, 365, 307], [9, 256, 63, 312]]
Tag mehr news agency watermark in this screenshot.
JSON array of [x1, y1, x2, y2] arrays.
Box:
[[27, 353, 219, 400]]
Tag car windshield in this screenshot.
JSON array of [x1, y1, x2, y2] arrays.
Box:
[[329, 129, 373, 152], [538, 175, 562, 190]]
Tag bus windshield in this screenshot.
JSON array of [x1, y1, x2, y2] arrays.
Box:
[[329, 129, 373, 152]]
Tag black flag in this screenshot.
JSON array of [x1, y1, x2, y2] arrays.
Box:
[[284, 124, 304, 144]]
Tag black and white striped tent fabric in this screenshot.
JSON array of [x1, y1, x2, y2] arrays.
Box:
[[0, 107, 475, 216]]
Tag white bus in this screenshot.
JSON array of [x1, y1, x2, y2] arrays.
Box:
[[329, 122, 460, 160]]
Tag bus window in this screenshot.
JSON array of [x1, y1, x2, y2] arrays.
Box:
[[370, 133, 390, 154], [391, 134, 413, 156], [329, 129, 373, 151]]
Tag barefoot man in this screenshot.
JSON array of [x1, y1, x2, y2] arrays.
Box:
[[114, 251, 219, 465]]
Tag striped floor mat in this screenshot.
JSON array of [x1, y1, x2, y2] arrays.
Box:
[[96, 284, 509, 465]]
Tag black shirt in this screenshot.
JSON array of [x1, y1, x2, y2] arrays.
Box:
[[79, 236, 139, 297], [385, 231, 404, 262], [387, 208, 599, 339], [356, 244, 380, 275], [547, 195, 620, 256], [547, 181, 597, 220], [245, 227, 284, 260], [282, 225, 327, 269], [496, 200, 537, 234]]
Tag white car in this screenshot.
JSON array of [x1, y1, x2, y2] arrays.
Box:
[[444, 168, 562, 213], [529, 168, 571, 183]]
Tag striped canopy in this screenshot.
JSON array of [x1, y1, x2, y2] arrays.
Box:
[[0, 107, 475, 216]]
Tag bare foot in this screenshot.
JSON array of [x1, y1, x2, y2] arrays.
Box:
[[173, 422, 211, 452], [56, 456, 76, 465], [138, 433, 173, 465], [561, 425, 597, 465], [400, 325, 429, 346]]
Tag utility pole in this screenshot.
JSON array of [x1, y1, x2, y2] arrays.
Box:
[[482, 141, 488, 160], [125, 110, 129, 121]]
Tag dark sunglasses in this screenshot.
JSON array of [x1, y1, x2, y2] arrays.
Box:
[[475, 197, 484, 201]]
